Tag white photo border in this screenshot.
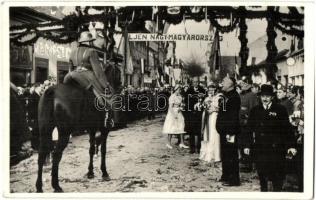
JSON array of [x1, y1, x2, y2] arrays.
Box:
[[1, 1, 314, 199]]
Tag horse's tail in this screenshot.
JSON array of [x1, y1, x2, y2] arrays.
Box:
[[37, 87, 56, 152]]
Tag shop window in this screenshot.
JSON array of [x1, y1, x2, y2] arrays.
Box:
[[35, 57, 48, 83]]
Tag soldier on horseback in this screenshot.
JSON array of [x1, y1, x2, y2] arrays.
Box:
[[63, 31, 112, 110]]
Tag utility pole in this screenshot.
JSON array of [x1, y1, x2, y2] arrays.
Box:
[[123, 25, 128, 86], [146, 41, 149, 88]]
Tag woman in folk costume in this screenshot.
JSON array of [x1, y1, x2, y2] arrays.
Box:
[[162, 84, 189, 149], [200, 83, 222, 165]]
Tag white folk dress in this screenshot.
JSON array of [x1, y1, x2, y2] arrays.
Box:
[[162, 93, 186, 134], [199, 94, 221, 162]]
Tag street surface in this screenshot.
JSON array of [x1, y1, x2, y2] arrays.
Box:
[[10, 115, 261, 192]]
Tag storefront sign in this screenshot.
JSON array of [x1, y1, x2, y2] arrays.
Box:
[[34, 39, 72, 60]]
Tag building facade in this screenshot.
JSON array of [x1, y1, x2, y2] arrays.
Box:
[[247, 29, 304, 86], [10, 7, 77, 86]]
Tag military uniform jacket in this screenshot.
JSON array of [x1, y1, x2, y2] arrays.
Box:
[[68, 44, 108, 93], [247, 103, 295, 162]]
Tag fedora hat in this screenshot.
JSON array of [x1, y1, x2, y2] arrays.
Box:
[[78, 31, 95, 43], [259, 84, 274, 96]]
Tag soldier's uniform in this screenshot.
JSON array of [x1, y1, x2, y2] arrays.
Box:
[[63, 32, 109, 96]]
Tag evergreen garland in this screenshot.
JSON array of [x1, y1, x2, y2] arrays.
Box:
[[9, 6, 304, 46]]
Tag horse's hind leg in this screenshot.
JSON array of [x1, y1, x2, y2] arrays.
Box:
[[100, 128, 110, 181], [87, 130, 96, 179], [51, 132, 69, 193], [36, 129, 53, 192]]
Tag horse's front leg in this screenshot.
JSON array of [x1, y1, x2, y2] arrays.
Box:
[[51, 133, 69, 193], [87, 130, 96, 179], [100, 128, 110, 181]]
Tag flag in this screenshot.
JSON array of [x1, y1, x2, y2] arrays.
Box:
[[235, 54, 240, 76], [208, 28, 220, 74], [141, 58, 145, 74], [163, 22, 170, 34], [125, 40, 133, 75]]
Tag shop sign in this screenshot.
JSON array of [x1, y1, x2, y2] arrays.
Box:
[[34, 39, 72, 60]]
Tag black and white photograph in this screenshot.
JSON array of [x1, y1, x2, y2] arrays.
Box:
[[1, 2, 315, 199]]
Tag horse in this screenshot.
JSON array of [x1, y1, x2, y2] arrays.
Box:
[[35, 64, 121, 193]]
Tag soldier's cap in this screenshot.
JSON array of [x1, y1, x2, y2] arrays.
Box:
[[78, 31, 95, 43], [259, 84, 274, 96]]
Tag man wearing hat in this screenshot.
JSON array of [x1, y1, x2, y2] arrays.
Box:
[[245, 84, 297, 191], [216, 76, 241, 186]]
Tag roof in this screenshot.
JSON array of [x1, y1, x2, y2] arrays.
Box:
[[256, 49, 290, 66], [10, 7, 60, 24]]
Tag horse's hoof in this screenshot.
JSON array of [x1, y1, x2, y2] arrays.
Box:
[[102, 175, 111, 181], [54, 187, 64, 193], [36, 188, 43, 193], [87, 173, 94, 179]]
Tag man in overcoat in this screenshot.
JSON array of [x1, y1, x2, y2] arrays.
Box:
[[216, 76, 241, 186], [245, 84, 297, 191], [183, 78, 205, 153]]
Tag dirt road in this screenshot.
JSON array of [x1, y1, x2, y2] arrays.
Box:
[[10, 115, 260, 193]]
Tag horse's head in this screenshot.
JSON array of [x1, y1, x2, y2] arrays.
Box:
[[104, 62, 121, 94]]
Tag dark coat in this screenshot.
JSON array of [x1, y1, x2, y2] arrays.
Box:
[[216, 89, 241, 136], [238, 91, 259, 146], [247, 102, 295, 174], [278, 97, 294, 116], [183, 86, 205, 134]]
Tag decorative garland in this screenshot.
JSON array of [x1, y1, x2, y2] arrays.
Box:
[[238, 7, 249, 76], [11, 34, 39, 47], [275, 22, 304, 38], [208, 11, 240, 33], [161, 6, 186, 25], [10, 6, 304, 46], [265, 6, 278, 81], [185, 6, 205, 23]]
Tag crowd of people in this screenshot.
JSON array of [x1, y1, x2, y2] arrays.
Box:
[[162, 76, 304, 192]]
